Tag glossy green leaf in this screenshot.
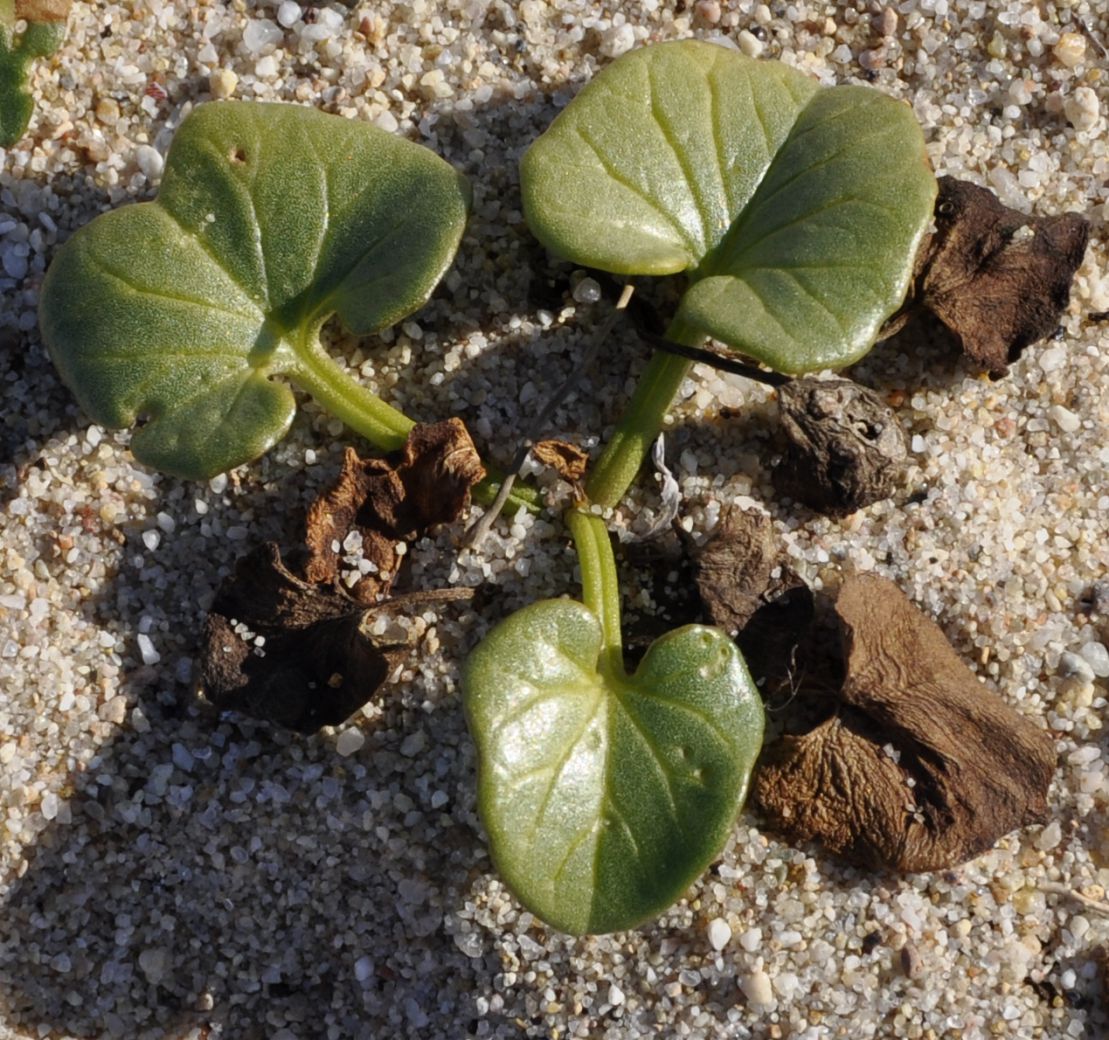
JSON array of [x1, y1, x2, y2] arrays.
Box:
[[521, 40, 936, 373], [464, 599, 764, 935], [40, 101, 470, 478]]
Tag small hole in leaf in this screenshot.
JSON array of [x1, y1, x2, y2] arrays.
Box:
[[230, 147, 248, 164]]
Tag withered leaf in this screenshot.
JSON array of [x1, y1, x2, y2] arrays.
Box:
[[532, 438, 589, 483], [200, 544, 472, 733], [754, 574, 1055, 873], [774, 377, 907, 516], [305, 418, 484, 603], [693, 506, 812, 688], [200, 544, 409, 733], [200, 420, 481, 732], [14, 0, 71, 22], [911, 177, 1089, 375]]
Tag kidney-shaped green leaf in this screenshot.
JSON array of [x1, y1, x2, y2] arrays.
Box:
[[463, 598, 764, 935], [521, 40, 936, 373], [40, 101, 470, 478]]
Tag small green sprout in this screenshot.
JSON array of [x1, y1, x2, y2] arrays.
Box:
[[522, 39, 936, 504], [464, 40, 937, 935]]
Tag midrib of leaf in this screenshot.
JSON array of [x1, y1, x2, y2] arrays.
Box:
[[309, 209, 418, 324], [187, 137, 270, 309], [571, 122, 700, 259], [705, 69, 739, 218], [736, 195, 901, 260], [639, 690, 734, 755], [699, 274, 797, 346], [718, 119, 901, 246], [780, 267, 849, 335], [87, 251, 262, 327], [608, 683, 682, 827], [523, 682, 605, 856], [646, 60, 713, 256], [241, 149, 271, 311], [298, 117, 330, 286]]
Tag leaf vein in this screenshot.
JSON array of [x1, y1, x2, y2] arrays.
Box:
[[551, 818, 602, 886], [86, 254, 261, 325], [572, 123, 699, 258], [525, 697, 603, 854], [612, 691, 682, 825], [647, 60, 711, 253], [779, 268, 848, 336]]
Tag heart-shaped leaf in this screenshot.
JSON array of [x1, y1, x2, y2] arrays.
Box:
[[40, 101, 470, 478], [464, 599, 764, 935], [521, 40, 936, 373]]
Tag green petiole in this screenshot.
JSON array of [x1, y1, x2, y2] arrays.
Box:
[[583, 347, 692, 511], [565, 507, 624, 679], [292, 333, 540, 512]]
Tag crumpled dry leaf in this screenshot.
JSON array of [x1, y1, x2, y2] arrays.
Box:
[[908, 177, 1089, 375], [201, 544, 409, 733], [199, 420, 482, 731], [753, 574, 1056, 872], [693, 507, 812, 691], [695, 507, 790, 638], [305, 418, 484, 603], [14, 0, 70, 22], [774, 377, 907, 516], [532, 438, 589, 484]]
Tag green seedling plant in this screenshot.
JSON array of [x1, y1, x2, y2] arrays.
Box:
[[40, 100, 535, 507], [464, 40, 937, 934], [0, 0, 68, 147]]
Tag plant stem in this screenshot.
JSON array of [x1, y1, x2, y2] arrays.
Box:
[[290, 338, 540, 511], [583, 350, 692, 510], [566, 507, 625, 680], [291, 340, 415, 451]]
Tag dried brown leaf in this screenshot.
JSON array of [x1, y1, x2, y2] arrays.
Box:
[[774, 378, 907, 516], [532, 438, 589, 483], [694, 507, 808, 634], [693, 507, 813, 691], [914, 177, 1089, 375], [754, 574, 1055, 872], [199, 544, 408, 733], [304, 418, 485, 603], [15, 0, 70, 22], [199, 421, 482, 732]]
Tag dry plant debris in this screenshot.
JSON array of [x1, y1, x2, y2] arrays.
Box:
[[199, 420, 483, 732], [773, 377, 907, 516], [531, 438, 589, 484], [695, 508, 795, 637], [906, 177, 1090, 375], [14, 0, 70, 20], [754, 574, 1056, 872], [693, 506, 812, 691], [305, 418, 484, 602]]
